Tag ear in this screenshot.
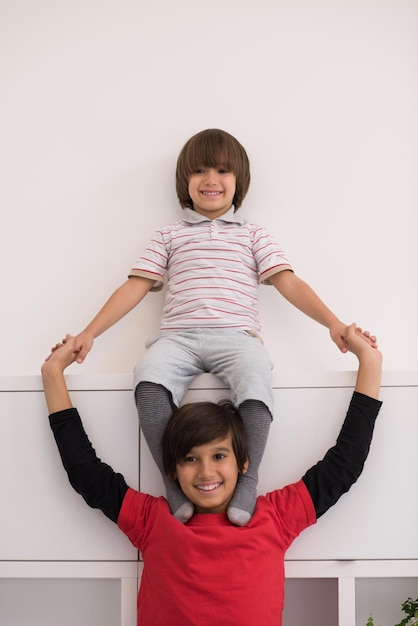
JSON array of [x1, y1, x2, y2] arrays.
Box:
[[241, 459, 249, 474]]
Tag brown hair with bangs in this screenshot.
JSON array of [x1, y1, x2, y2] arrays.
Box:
[[162, 400, 249, 480], [175, 129, 251, 211]]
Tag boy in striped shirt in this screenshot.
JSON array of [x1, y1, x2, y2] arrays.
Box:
[[56, 129, 365, 526]]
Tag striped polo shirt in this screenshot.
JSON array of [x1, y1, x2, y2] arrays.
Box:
[[129, 207, 292, 333]]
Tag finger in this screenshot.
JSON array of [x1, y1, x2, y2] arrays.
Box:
[[360, 330, 378, 346], [75, 346, 86, 363], [337, 336, 348, 353]]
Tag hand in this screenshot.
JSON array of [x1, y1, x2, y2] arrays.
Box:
[[73, 331, 94, 363], [344, 323, 380, 357], [42, 334, 79, 374], [45, 331, 94, 364], [329, 321, 349, 353]]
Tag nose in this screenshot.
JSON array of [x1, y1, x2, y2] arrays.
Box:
[[202, 168, 218, 186], [197, 459, 215, 479]]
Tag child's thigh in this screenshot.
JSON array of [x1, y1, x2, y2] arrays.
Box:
[[133, 333, 204, 407], [204, 332, 272, 372], [203, 332, 274, 412]]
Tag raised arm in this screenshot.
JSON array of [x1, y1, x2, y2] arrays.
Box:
[[42, 337, 129, 522], [269, 270, 351, 353], [302, 323, 383, 518]]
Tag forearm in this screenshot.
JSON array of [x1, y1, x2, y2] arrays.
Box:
[[42, 363, 73, 414], [355, 350, 382, 400], [50, 408, 128, 523], [82, 277, 154, 339], [302, 391, 382, 518], [271, 272, 341, 329]]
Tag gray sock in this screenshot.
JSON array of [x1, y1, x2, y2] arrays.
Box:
[[135, 381, 194, 523], [227, 399, 272, 526]]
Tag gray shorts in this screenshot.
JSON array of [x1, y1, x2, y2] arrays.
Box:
[[133, 329, 274, 414]]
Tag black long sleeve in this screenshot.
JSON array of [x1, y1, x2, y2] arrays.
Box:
[[50, 391, 382, 524], [49, 408, 129, 523], [302, 391, 382, 518]]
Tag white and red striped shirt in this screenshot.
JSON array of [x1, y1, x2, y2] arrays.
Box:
[[129, 208, 292, 333]]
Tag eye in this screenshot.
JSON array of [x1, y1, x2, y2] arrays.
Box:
[[214, 453, 226, 460], [217, 164, 233, 174], [193, 168, 205, 174], [184, 455, 197, 463]]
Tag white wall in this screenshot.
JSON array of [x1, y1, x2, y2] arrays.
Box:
[[1, 0, 417, 377]]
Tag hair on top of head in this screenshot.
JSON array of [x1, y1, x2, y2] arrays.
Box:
[[175, 129, 251, 211], [162, 400, 249, 479]]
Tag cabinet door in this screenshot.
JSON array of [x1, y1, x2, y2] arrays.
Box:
[[0, 389, 139, 560], [263, 385, 417, 560]]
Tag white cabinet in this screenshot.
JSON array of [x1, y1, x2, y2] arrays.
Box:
[[1, 372, 417, 625]]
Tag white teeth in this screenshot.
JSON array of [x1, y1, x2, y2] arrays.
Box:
[[197, 483, 221, 492]]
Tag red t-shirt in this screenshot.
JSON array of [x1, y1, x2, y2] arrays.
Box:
[[118, 480, 316, 625]]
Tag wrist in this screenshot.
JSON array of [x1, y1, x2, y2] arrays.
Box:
[[358, 348, 383, 367], [328, 317, 344, 330], [41, 360, 65, 382]]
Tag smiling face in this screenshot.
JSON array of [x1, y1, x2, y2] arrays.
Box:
[[175, 129, 250, 211], [175, 435, 248, 514], [188, 166, 237, 219]]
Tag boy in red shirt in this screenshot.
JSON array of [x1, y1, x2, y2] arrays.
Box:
[[42, 323, 382, 625]]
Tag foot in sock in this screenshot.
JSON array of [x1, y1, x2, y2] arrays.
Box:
[[173, 501, 194, 523], [227, 507, 252, 527], [165, 478, 194, 523]]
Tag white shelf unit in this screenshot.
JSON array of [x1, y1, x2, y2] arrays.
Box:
[[1, 372, 417, 625], [284, 560, 418, 626]]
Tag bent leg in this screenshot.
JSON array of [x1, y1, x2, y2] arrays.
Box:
[[204, 331, 274, 525], [135, 382, 194, 523], [228, 399, 272, 526], [134, 333, 206, 522]]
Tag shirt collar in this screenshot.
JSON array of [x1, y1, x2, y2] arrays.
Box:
[[183, 206, 245, 225]]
